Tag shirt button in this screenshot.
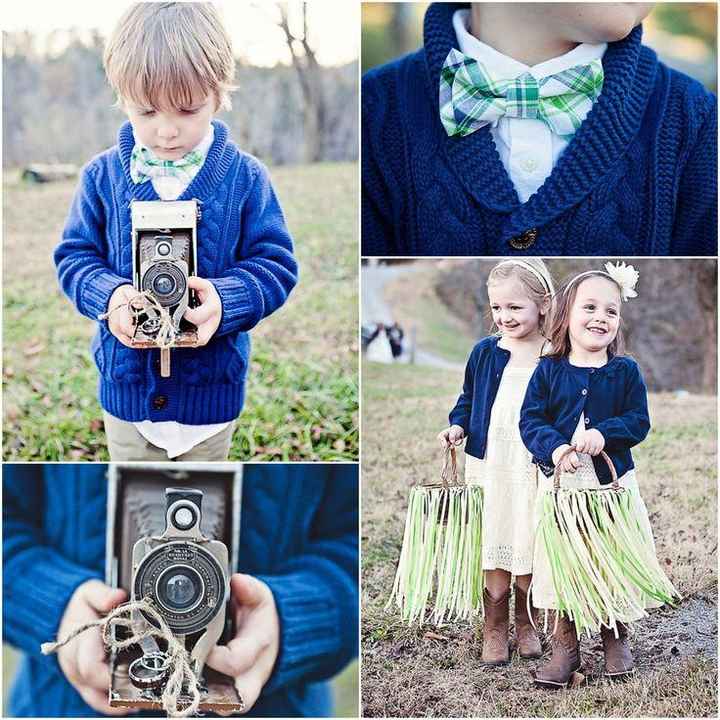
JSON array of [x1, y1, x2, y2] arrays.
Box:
[[508, 228, 538, 250], [152, 395, 168, 410], [582, 389, 588, 395], [523, 158, 537, 172], [585, 418, 590, 425]]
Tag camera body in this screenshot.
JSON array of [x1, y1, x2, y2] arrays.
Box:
[[131, 200, 200, 348], [106, 465, 244, 712], [131, 488, 229, 675]]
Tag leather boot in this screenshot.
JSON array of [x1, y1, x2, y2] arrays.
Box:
[[601, 622, 635, 678], [481, 587, 510, 665], [534, 612, 581, 689], [514, 584, 542, 659]]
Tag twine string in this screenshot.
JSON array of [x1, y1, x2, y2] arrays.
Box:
[[41, 598, 201, 717], [97, 291, 177, 349]]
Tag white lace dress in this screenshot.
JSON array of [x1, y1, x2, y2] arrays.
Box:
[[464, 365, 537, 575]]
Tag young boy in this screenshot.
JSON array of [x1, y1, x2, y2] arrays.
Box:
[[362, 2, 717, 255], [54, 3, 298, 460]]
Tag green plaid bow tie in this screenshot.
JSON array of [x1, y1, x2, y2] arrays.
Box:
[[440, 49, 604, 139], [130, 145, 205, 185]]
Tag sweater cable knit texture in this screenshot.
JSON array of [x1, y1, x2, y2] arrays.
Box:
[[362, 2, 717, 255], [55, 120, 298, 424]]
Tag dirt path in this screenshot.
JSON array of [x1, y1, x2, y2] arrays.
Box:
[[362, 263, 465, 371]]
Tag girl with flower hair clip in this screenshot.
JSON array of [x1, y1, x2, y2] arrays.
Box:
[[520, 261, 679, 689], [433, 258, 555, 665]]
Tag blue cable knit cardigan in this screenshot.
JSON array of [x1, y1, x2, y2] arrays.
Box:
[[362, 2, 717, 256], [54, 120, 298, 424], [3, 464, 358, 717]]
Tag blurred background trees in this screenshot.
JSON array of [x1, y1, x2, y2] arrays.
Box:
[[363, 259, 717, 394], [362, 2, 717, 92], [3, 7, 358, 168]]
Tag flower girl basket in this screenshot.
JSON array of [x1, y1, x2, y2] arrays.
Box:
[[386, 446, 484, 626], [535, 446, 680, 637]]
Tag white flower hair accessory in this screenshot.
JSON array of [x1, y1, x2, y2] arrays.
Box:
[[604, 261, 639, 301]]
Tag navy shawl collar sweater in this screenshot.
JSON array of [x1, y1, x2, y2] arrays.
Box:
[[362, 2, 717, 255], [54, 120, 298, 424]]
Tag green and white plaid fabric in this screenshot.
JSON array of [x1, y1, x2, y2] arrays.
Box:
[[440, 48, 604, 139], [130, 145, 205, 185]]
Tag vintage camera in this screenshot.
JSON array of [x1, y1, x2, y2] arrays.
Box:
[[106, 465, 244, 712], [131, 200, 200, 350]]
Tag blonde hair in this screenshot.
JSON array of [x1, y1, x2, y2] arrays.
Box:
[[487, 259, 555, 335], [103, 2, 236, 112]]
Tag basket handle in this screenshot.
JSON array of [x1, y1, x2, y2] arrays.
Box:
[[553, 445, 619, 491], [440, 445, 459, 488]]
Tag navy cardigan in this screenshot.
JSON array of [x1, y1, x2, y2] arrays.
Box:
[[519, 355, 651, 484], [362, 2, 717, 255], [448, 335, 511, 459], [3, 465, 358, 718], [54, 120, 298, 424]]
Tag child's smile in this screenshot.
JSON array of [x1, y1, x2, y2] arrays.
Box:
[[488, 277, 544, 341], [568, 276, 620, 355]]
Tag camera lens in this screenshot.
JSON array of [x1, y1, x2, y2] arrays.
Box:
[[156, 565, 203, 612], [156, 242, 172, 257], [153, 273, 176, 297], [172, 506, 196, 530], [166, 573, 195, 607]]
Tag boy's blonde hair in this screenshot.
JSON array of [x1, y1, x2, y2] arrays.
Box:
[[104, 2, 236, 112], [487, 259, 555, 334]]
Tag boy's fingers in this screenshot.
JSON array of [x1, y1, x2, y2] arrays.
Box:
[[76, 634, 111, 690], [230, 574, 269, 608], [78, 685, 128, 716], [185, 304, 215, 325], [83, 581, 127, 614]]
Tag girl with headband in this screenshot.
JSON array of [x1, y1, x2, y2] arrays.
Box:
[[520, 262, 679, 688], [438, 258, 555, 665]]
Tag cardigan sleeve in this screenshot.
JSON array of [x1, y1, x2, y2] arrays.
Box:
[[519, 363, 571, 471], [54, 163, 132, 322], [256, 466, 358, 693], [671, 91, 717, 254], [448, 347, 478, 431], [210, 162, 298, 337], [2, 466, 101, 661], [592, 361, 650, 450]]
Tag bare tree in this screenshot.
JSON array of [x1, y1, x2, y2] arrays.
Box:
[[277, 2, 327, 163]]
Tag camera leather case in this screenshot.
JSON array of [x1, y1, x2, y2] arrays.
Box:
[[105, 464, 244, 713]]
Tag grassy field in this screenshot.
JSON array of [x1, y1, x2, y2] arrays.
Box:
[[361, 361, 718, 717], [2, 163, 358, 461]]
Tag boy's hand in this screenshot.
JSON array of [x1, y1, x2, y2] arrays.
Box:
[[437, 425, 464, 448], [106, 284, 139, 347], [574, 428, 605, 456], [552, 443, 580, 474], [185, 277, 222, 346], [205, 574, 279, 715], [57, 580, 129, 716]]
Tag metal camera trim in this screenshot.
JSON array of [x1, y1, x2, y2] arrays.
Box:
[[133, 539, 227, 636]]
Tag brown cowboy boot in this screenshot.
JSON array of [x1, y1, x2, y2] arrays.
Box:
[[601, 622, 635, 678], [514, 584, 542, 659], [481, 587, 510, 665], [534, 612, 581, 689]]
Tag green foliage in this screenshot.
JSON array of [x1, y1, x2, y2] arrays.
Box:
[[3, 163, 358, 461]]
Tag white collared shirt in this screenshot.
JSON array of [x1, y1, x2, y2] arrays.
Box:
[[453, 9, 606, 203], [128, 123, 232, 459]]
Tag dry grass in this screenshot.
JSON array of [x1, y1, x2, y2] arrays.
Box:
[[361, 362, 718, 717]]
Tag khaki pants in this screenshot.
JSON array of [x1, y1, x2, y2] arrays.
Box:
[[103, 411, 236, 461]]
